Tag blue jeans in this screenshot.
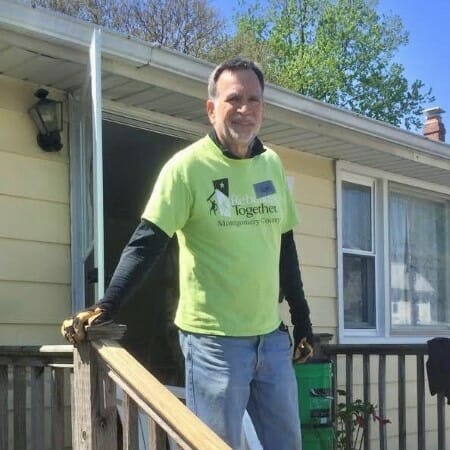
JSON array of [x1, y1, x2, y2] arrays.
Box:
[[179, 328, 302, 450]]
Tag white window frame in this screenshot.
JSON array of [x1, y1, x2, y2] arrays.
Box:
[[337, 161, 450, 344], [340, 174, 378, 333]]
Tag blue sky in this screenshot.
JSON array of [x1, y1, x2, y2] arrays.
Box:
[[210, 0, 450, 132], [378, 1, 450, 119]]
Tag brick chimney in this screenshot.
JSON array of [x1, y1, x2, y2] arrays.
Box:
[[423, 107, 446, 142]]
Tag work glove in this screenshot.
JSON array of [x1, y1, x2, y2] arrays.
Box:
[[293, 325, 314, 363], [61, 305, 113, 345]]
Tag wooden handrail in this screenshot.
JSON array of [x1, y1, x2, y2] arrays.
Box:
[[0, 345, 73, 354], [94, 338, 231, 449], [323, 343, 428, 355], [72, 324, 231, 450], [0, 345, 73, 365]]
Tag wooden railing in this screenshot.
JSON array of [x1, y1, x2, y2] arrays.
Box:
[[4, 337, 446, 450], [322, 343, 447, 450], [72, 324, 231, 450], [0, 327, 231, 450], [0, 344, 73, 450]]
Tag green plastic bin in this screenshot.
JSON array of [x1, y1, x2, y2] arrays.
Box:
[[294, 360, 333, 427], [301, 426, 334, 450]]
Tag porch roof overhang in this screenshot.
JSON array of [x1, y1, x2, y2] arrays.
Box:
[[1, 0, 449, 187]]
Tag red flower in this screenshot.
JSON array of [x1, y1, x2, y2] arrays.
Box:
[[372, 413, 391, 425], [356, 415, 366, 428]]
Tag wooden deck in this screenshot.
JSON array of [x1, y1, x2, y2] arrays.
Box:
[[1, 331, 449, 449]]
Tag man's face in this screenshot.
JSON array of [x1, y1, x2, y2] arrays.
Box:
[[207, 69, 263, 157]]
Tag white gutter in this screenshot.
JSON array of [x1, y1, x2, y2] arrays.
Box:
[[264, 87, 450, 161]]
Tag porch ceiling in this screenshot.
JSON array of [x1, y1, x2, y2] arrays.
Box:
[[0, 0, 449, 188]]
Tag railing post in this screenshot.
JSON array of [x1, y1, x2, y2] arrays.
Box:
[[0, 365, 8, 450], [378, 354, 387, 450], [416, 354, 426, 450], [13, 366, 27, 450], [437, 392, 446, 450], [149, 418, 167, 449], [122, 393, 138, 450], [72, 324, 126, 450], [398, 354, 406, 450], [345, 354, 353, 450], [52, 367, 66, 450], [31, 366, 45, 450], [362, 353, 370, 450]]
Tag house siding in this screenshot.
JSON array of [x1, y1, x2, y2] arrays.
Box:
[[0, 75, 71, 345], [274, 144, 338, 339], [274, 144, 449, 448]]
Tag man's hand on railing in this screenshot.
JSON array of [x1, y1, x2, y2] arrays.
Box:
[[293, 337, 314, 363], [61, 306, 113, 344], [293, 324, 314, 363]]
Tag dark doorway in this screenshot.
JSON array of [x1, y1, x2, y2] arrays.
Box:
[[102, 120, 191, 385]]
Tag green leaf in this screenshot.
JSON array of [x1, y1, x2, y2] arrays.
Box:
[[205, 0, 434, 131]]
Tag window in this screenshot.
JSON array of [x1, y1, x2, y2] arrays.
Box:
[[389, 186, 449, 332], [342, 181, 376, 329], [338, 164, 450, 342]]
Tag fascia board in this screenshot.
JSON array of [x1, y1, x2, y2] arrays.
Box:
[[264, 85, 450, 161]]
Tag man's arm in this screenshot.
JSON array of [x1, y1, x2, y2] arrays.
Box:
[[279, 229, 314, 360], [61, 218, 170, 343]]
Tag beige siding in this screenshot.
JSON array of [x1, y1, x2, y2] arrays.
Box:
[[273, 144, 338, 338], [0, 281, 70, 323], [0, 195, 69, 243], [296, 204, 335, 239], [0, 75, 70, 344], [295, 235, 336, 268], [0, 239, 70, 283], [293, 174, 335, 209], [0, 150, 69, 202]]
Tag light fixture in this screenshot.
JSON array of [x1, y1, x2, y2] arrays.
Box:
[[29, 88, 63, 152]]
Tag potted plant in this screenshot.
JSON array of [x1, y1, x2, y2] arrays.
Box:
[[335, 390, 390, 450]]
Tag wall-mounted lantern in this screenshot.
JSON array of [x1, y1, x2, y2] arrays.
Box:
[[28, 88, 63, 152]]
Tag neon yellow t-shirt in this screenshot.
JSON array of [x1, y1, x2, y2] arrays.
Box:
[[142, 135, 299, 336]]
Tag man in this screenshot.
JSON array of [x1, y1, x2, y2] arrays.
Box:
[[62, 57, 313, 449]]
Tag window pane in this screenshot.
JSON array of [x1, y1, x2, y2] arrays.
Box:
[[389, 189, 449, 329], [342, 182, 372, 251], [343, 254, 376, 328]]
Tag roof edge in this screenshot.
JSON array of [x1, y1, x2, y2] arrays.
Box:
[[1, 0, 449, 162]]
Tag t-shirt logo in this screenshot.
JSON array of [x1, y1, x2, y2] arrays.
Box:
[[207, 178, 232, 216]]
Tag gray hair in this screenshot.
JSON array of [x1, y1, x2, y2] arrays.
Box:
[[208, 57, 265, 99]]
